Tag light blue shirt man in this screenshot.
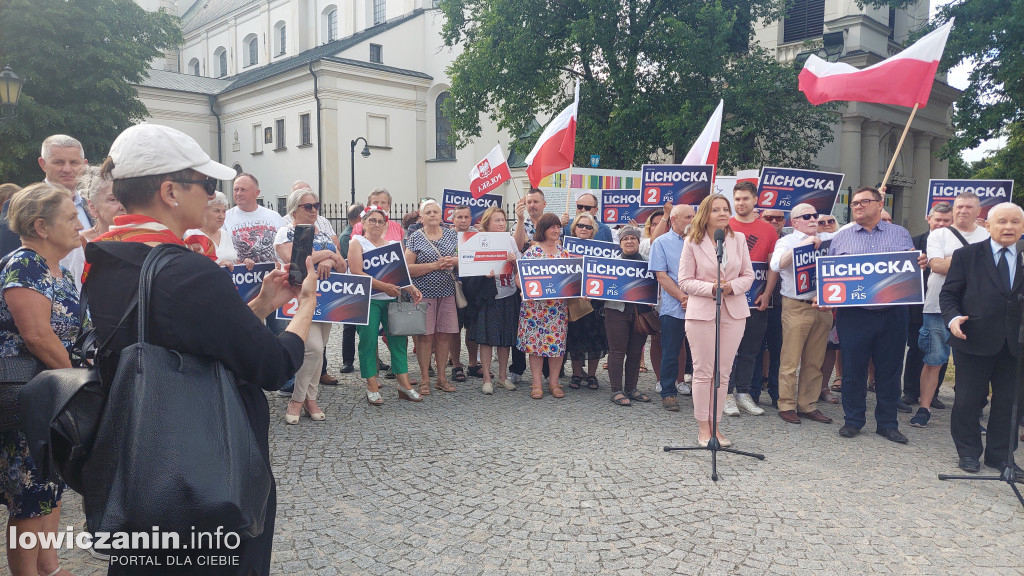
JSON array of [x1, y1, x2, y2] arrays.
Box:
[[649, 229, 687, 319]]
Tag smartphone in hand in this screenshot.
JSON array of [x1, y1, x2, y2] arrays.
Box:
[[289, 224, 314, 286]]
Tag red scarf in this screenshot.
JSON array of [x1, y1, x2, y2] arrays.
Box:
[[83, 215, 216, 282]]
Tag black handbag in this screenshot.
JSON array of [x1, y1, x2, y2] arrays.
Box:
[[0, 356, 43, 432]]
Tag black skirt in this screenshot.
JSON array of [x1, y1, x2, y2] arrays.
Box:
[[467, 295, 519, 347]]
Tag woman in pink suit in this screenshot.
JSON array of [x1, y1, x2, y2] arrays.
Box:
[[679, 194, 754, 447]]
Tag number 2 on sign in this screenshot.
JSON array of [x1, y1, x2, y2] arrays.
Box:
[[604, 208, 617, 222], [797, 271, 809, 293], [644, 187, 661, 204], [587, 279, 604, 296], [759, 190, 776, 207], [443, 207, 454, 221], [823, 283, 846, 304], [525, 280, 542, 298], [284, 298, 299, 317]]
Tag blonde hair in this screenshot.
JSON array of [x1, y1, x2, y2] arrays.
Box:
[[478, 205, 507, 232], [8, 183, 72, 239], [687, 194, 733, 244], [571, 212, 597, 236]]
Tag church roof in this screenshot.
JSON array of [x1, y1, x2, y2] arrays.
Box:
[[181, 0, 257, 34], [140, 69, 235, 94]]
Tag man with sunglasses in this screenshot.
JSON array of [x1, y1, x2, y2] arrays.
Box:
[[561, 192, 613, 241], [770, 203, 835, 425]]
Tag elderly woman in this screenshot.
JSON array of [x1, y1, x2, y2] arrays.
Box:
[[518, 213, 570, 399], [406, 199, 461, 393], [86, 123, 317, 574], [605, 226, 653, 406], [79, 166, 126, 244], [349, 205, 423, 404], [566, 212, 607, 390], [1, 183, 82, 576], [274, 188, 346, 424], [186, 191, 237, 267]]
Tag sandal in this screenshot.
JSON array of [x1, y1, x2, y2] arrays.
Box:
[[531, 385, 543, 399], [586, 376, 600, 390], [568, 376, 582, 389], [627, 390, 651, 403], [435, 380, 457, 393], [611, 392, 632, 406], [467, 365, 486, 379], [820, 390, 840, 404], [452, 366, 467, 383], [550, 384, 565, 398], [418, 382, 431, 396], [639, 365, 649, 373], [830, 378, 843, 392]]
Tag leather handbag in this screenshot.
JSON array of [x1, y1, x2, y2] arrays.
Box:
[[0, 356, 43, 432], [566, 298, 593, 321], [388, 298, 428, 336], [635, 309, 661, 336]]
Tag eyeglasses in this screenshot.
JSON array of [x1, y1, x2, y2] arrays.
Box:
[[795, 213, 820, 221], [172, 178, 217, 196], [763, 215, 784, 222], [818, 218, 836, 225], [850, 199, 881, 208], [299, 202, 321, 212], [365, 218, 386, 226], [577, 204, 596, 211], [576, 224, 594, 230]]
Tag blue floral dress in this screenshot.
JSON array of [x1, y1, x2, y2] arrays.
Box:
[[516, 245, 569, 357], [0, 248, 79, 518]]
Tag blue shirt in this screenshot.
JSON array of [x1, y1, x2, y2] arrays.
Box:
[[649, 230, 687, 319], [990, 239, 1017, 289], [828, 220, 913, 256]]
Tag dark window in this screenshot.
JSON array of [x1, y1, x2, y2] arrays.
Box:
[[277, 197, 287, 215], [888, 7, 896, 40], [328, 9, 338, 41], [247, 36, 258, 67], [370, 43, 382, 63], [783, 0, 825, 43], [190, 59, 200, 76], [373, 0, 386, 25], [300, 113, 312, 146], [279, 25, 287, 55], [435, 92, 455, 160], [275, 119, 285, 150], [218, 49, 227, 77]]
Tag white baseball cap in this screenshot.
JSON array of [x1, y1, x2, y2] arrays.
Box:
[[108, 123, 236, 181]]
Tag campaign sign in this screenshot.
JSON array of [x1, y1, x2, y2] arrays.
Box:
[[277, 273, 372, 324], [361, 242, 411, 295], [640, 164, 714, 206], [816, 251, 924, 308], [582, 257, 658, 305], [793, 239, 832, 296], [441, 188, 503, 225], [926, 179, 1014, 219], [745, 262, 769, 308], [517, 257, 584, 301], [229, 263, 276, 302], [564, 236, 622, 259], [600, 189, 658, 225], [458, 231, 517, 277], [756, 167, 843, 214]]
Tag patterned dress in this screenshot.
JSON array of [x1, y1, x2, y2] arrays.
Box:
[[0, 248, 79, 518], [517, 245, 569, 357]]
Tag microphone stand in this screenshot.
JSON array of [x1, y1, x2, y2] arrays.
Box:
[[937, 294, 1024, 508], [665, 233, 764, 481]]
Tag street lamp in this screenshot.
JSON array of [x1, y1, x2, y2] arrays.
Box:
[[0, 65, 26, 122], [350, 137, 371, 204]]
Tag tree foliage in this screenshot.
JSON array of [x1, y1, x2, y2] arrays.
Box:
[[0, 0, 182, 183], [438, 0, 837, 173], [948, 122, 1024, 203]]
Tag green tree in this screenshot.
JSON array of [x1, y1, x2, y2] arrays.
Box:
[[438, 0, 836, 173], [0, 0, 181, 183]]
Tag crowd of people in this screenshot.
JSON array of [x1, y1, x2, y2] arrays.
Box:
[[1, 127, 1021, 575]]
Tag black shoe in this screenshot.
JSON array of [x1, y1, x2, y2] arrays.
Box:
[[984, 459, 1024, 476], [896, 400, 912, 414], [900, 394, 919, 405], [378, 362, 391, 372], [384, 371, 396, 380], [838, 425, 860, 438], [467, 365, 487, 379], [876, 428, 909, 444], [958, 456, 981, 473], [931, 398, 946, 410], [339, 363, 354, 374]]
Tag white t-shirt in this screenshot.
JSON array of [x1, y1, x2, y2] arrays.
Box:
[[223, 206, 285, 264], [923, 225, 990, 313], [185, 228, 238, 265]]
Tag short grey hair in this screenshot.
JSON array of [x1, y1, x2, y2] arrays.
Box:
[[78, 166, 111, 205], [367, 187, 392, 205], [41, 134, 84, 160], [208, 191, 229, 208], [286, 188, 318, 216], [791, 202, 816, 217], [928, 202, 952, 217], [987, 202, 1024, 220]]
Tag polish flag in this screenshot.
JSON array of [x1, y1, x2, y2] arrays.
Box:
[[526, 82, 579, 188], [682, 99, 723, 177], [469, 144, 512, 198], [799, 19, 954, 108]]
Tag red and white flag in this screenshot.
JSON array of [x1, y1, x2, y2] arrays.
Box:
[[525, 82, 579, 188], [469, 144, 512, 198], [682, 99, 723, 176], [799, 19, 954, 108]]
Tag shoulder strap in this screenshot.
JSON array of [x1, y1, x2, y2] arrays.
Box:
[[136, 244, 190, 344], [947, 227, 970, 248]]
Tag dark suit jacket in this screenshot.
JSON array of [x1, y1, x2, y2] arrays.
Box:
[[0, 200, 22, 258], [940, 240, 1024, 357]]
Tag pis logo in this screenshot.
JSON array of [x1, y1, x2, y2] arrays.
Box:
[[477, 159, 492, 178]]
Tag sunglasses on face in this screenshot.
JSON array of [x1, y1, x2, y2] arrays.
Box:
[[795, 213, 820, 221], [576, 224, 594, 231], [173, 178, 217, 197], [818, 218, 836, 225], [763, 215, 784, 222], [299, 202, 321, 212], [577, 204, 596, 211]]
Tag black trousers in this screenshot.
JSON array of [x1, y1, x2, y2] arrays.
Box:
[[728, 308, 767, 394], [951, 345, 1021, 465], [342, 324, 356, 364]]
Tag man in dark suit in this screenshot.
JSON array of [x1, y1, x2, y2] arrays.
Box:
[[940, 202, 1024, 474]]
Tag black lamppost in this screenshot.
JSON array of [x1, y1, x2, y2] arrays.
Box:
[[0, 65, 26, 122], [350, 137, 371, 204]]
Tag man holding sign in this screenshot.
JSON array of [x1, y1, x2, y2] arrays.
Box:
[[770, 203, 835, 425], [560, 192, 613, 241]]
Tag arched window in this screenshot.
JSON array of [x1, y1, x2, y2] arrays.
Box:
[[273, 21, 287, 56], [243, 34, 258, 67], [188, 58, 200, 76], [327, 8, 339, 42], [435, 92, 455, 160], [214, 47, 228, 78]]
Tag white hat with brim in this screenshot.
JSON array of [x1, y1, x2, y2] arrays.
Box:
[[108, 123, 236, 181]]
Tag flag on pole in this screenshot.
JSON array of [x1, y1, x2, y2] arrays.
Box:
[[798, 19, 954, 108], [682, 99, 723, 176], [525, 82, 579, 188], [469, 144, 512, 198]]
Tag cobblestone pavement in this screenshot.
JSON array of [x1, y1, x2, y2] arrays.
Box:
[[9, 325, 1024, 575]]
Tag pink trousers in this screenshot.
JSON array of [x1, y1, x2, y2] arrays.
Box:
[[685, 316, 746, 422]]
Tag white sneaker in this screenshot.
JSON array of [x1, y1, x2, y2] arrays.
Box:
[[723, 395, 740, 416], [684, 374, 693, 384], [655, 382, 662, 393], [482, 381, 493, 395], [677, 381, 692, 396], [735, 393, 764, 415]]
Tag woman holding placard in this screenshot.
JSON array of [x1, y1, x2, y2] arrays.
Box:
[[348, 205, 423, 405], [565, 212, 607, 390], [517, 213, 570, 399], [604, 226, 653, 406], [679, 194, 754, 447]]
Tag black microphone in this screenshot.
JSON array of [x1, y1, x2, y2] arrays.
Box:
[[714, 228, 725, 260]]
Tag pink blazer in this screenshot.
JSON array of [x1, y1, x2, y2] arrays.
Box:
[[678, 231, 755, 321]]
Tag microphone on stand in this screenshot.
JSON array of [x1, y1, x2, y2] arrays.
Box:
[[714, 228, 725, 261]]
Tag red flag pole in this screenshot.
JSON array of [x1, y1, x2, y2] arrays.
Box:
[[880, 103, 920, 188]]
